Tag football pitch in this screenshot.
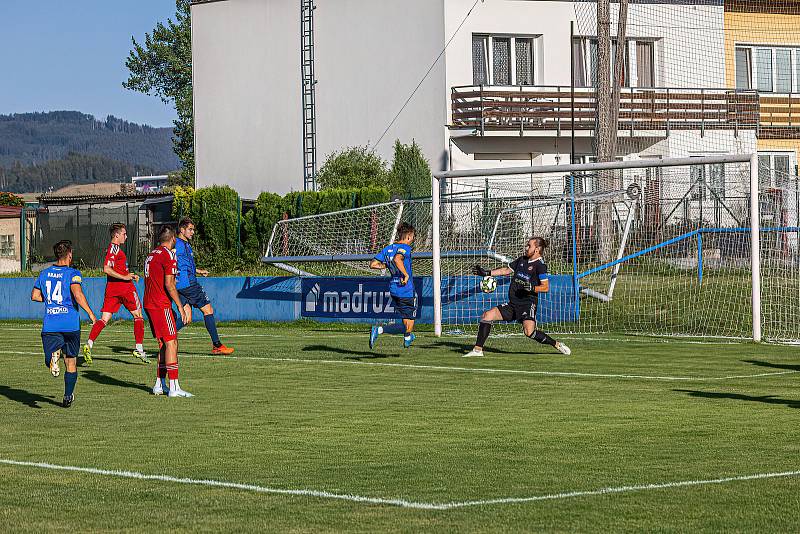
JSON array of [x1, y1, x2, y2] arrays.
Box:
[[2, 320, 800, 532]]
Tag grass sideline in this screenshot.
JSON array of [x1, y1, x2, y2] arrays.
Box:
[[2, 320, 800, 532]]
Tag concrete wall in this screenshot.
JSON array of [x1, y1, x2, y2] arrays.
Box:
[[314, 0, 448, 175], [192, 0, 302, 198], [191, 0, 448, 197]]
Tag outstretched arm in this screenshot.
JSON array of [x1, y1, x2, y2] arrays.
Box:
[[369, 259, 386, 270], [473, 264, 513, 277]]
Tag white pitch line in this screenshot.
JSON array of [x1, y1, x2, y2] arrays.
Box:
[[2, 350, 797, 382], [1, 458, 799, 510]]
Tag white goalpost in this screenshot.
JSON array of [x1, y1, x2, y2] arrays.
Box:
[[431, 154, 765, 341]]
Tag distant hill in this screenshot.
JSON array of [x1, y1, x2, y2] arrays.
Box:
[[0, 111, 179, 169], [0, 152, 157, 193]]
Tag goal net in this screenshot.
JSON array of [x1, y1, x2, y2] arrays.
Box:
[[433, 154, 798, 343], [264, 155, 800, 342]]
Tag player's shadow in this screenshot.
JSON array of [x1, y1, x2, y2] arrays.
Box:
[[302, 344, 390, 359], [0, 385, 60, 409], [674, 389, 800, 409], [435, 341, 520, 355], [741, 359, 800, 372], [99, 346, 150, 365], [82, 370, 151, 393]]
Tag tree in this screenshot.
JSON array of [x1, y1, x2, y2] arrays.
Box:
[[389, 140, 432, 199], [316, 146, 389, 190], [124, 0, 194, 184]]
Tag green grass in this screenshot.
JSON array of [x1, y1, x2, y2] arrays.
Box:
[[2, 321, 800, 532]]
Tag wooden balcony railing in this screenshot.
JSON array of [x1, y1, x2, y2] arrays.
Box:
[[758, 95, 800, 139], [450, 85, 761, 136]]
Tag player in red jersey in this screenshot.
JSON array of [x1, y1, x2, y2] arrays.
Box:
[[144, 225, 190, 398], [83, 223, 148, 364]]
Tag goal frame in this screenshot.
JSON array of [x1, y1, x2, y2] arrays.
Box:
[[431, 154, 761, 340]]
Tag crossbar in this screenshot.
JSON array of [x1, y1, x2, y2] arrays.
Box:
[[434, 154, 752, 180]]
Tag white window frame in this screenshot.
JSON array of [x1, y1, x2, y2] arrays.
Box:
[[736, 44, 800, 94], [758, 150, 796, 189], [472, 33, 540, 86]]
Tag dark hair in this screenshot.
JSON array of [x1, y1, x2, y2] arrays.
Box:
[[53, 240, 72, 260], [396, 222, 415, 240], [178, 217, 194, 231], [158, 224, 175, 244], [531, 236, 550, 250], [109, 223, 126, 237]]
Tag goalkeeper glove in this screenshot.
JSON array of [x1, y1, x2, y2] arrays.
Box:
[[472, 265, 490, 277]]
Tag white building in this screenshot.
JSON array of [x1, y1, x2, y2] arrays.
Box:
[[191, 0, 756, 199]]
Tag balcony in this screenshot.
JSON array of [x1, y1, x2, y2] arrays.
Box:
[[758, 95, 800, 139], [450, 86, 761, 136]]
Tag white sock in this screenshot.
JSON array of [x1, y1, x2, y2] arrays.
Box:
[[404, 334, 412, 340], [153, 377, 162, 389], [377, 326, 384, 334], [87, 339, 94, 348], [170, 379, 179, 391], [135, 343, 144, 353]]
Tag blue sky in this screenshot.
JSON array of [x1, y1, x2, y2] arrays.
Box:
[[0, 0, 179, 127]]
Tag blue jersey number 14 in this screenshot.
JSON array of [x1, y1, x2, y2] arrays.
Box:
[[45, 280, 64, 304]]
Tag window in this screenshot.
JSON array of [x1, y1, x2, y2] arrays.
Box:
[[736, 48, 752, 89], [690, 162, 726, 200], [636, 41, 655, 88], [472, 34, 538, 86], [0, 235, 14, 258], [472, 36, 488, 85], [736, 45, 800, 93], [759, 152, 795, 189], [573, 37, 655, 87]]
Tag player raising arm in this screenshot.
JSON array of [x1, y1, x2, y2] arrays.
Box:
[[369, 222, 417, 349], [83, 223, 148, 364], [144, 225, 191, 398], [465, 237, 570, 357], [31, 240, 97, 407]]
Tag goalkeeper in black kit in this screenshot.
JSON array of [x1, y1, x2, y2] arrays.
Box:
[[465, 236, 571, 357]]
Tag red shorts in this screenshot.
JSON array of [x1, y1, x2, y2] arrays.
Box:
[[102, 283, 141, 314], [144, 307, 178, 342]]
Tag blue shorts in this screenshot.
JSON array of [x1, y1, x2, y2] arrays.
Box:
[[41, 331, 81, 362], [178, 283, 211, 309], [391, 296, 417, 320]]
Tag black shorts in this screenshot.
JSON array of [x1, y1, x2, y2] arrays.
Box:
[[391, 295, 418, 320], [178, 283, 211, 309], [41, 331, 81, 360], [497, 300, 537, 323]]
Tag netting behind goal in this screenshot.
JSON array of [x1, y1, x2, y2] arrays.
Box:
[[437, 157, 800, 342], [264, 157, 800, 342]]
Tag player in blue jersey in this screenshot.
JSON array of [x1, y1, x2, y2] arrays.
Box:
[[173, 217, 234, 355], [369, 222, 417, 349], [31, 240, 97, 407]]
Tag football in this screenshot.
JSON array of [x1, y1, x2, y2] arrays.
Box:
[[480, 276, 497, 293]]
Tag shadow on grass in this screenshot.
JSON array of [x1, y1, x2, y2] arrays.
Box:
[[302, 344, 383, 358], [741, 359, 800, 372], [82, 370, 151, 393], [0, 384, 60, 409], [674, 389, 800, 409], [435, 340, 522, 355]]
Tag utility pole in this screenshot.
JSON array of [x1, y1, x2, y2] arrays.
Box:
[[594, 0, 628, 262]]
